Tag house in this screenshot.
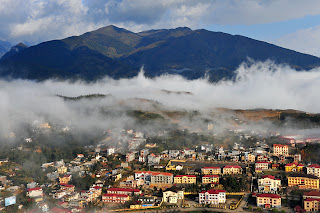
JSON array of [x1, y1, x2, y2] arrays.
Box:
[[243, 153, 255, 163], [89, 186, 102, 199], [102, 194, 129, 203], [162, 189, 184, 204], [258, 175, 281, 193], [202, 175, 219, 184], [303, 198, 320, 212], [27, 187, 43, 197], [256, 193, 281, 208], [150, 172, 173, 185], [273, 144, 289, 156], [57, 165, 68, 174], [303, 191, 320, 199], [174, 175, 196, 184], [288, 173, 319, 189], [307, 164, 320, 178], [223, 165, 242, 175], [147, 154, 161, 165], [106, 147, 115, 156], [201, 167, 221, 175], [199, 189, 226, 205], [107, 188, 141, 196], [255, 162, 269, 173], [59, 175, 72, 184], [285, 163, 304, 172], [126, 152, 135, 162], [60, 184, 75, 192]]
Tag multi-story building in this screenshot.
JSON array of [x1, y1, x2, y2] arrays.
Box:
[[273, 144, 288, 156], [126, 152, 135, 162], [162, 190, 184, 204], [106, 147, 115, 156], [102, 194, 129, 203], [285, 163, 304, 172], [255, 162, 269, 173], [107, 188, 141, 196], [151, 172, 173, 185], [307, 164, 320, 178], [59, 175, 72, 184], [223, 165, 242, 175], [201, 167, 221, 175], [199, 189, 226, 205], [243, 153, 255, 163], [288, 173, 319, 189], [258, 175, 281, 193], [304, 198, 320, 212], [147, 154, 161, 165], [174, 175, 196, 184], [27, 187, 43, 197], [202, 175, 219, 184], [256, 193, 281, 208]]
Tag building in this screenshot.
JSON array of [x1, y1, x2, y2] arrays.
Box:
[[294, 154, 301, 162], [202, 175, 219, 184], [150, 172, 173, 185], [27, 187, 43, 197], [273, 144, 288, 156], [304, 198, 320, 212], [174, 175, 196, 184], [107, 188, 141, 196], [285, 163, 304, 172], [303, 191, 320, 200], [223, 165, 242, 175], [307, 164, 320, 178], [59, 175, 72, 184], [201, 167, 221, 175], [147, 154, 161, 165], [255, 162, 269, 173], [102, 193, 129, 203], [199, 189, 226, 205], [162, 190, 184, 204], [256, 193, 281, 208], [106, 147, 115, 156], [244, 153, 256, 163], [258, 175, 281, 193], [288, 173, 319, 189], [126, 152, 135, 162]]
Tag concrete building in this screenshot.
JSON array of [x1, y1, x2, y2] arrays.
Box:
[[273, 144, 288, 156], [256, 193, 281, 208], [174, 175, 196, 184], [285, 163, 304, 172], [199, 189, 226, 205], [255, 162, 269, 173], [202, 175, 219, 184], [258, 175, 281, 193], [288, 173, 319, 189], [201, 167, 221, 175], [223, 165, 242, 175], [307, 164, 320, 178], [162, 190, 184, 204]]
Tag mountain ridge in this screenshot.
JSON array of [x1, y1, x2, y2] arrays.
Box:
[[0, 25, 319, 82]]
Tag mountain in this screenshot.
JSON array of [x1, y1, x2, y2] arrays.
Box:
[[0, 25, 320, 81], [0, 40, 12, 58], [1, 42, 28, 60]]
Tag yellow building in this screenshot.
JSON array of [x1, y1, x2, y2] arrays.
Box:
[[59, 174, 71, 184], [247, 154, 256, 163], [288, 173, 319, 189], [285, 163, 304, 172], [304, 198, 320, 212], [255, 162, 269, 173], [57, 165, 67, 174], [223, 165, 242, 175], [202, 175, 219, 184], [201, 167, 221, 175], [256, 193, 281, 208], [174, 175, 196, 184]]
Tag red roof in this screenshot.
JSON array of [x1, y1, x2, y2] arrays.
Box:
[[305, 198, 320, 201], [103, 193, 129, 198], [202, 167, 220, 169], [61, 184, 75, 188], [107, 188, 140, 193], [224, 165, 241, 168], [93, 186, 102, 189], [135, 171, 173, 176], [27, 187, 42, 191], [203, 175, 219, 178], [175, 175, 196, 177], [256, 193, 281, 198], [308, 164, 320, 168], [273, 144, 288, 147], [200, 189, 225, 194], [256, 161, 269, 164], [304, 191, 320, 197], [262, 175, 275, 179], [286, 163, 304, 167]]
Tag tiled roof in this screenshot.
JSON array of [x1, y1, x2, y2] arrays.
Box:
[[27, 187, 42, 191], [103, 193, 129, 198], [256, 193, 281, 198]]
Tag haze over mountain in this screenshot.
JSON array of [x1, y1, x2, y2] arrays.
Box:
[[0, 40, 12, 58], [0, 25, 320, 82]]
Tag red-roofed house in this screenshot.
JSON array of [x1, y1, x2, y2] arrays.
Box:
[[255, 162, 270, 173], [256, 193, 281, 208], [201, 167, 221, 175], [223, 165, 242, 175], [102, 193, 129, 203], [27, 187, 43, 198], [202, 175, 219, 184], [285, 163, 304, 172], [60, 184, 75, 192], [174, 175, 196, 184], [107, 188, 141, 196], [199, 189, 226, 205], [304, 198, 320, 212], [273, 144, 289, 156], [258, 175, 281, 193], [307, 164, 320, 178]]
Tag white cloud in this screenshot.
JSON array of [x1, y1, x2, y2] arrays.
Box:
[[2, 0, 320, 45], [276, 25, 320, 57]]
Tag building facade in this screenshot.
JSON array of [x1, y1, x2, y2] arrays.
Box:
[[102, 194, 129, 203], [273, 144, 288, 156], [201, 167, 221, 175], [288, 173, 319, 189], [174, 175, 196, 184], [256, 193, 281, 208], [258, 175, 281, 193], [199, 189, 226, 205], [223, 165, 242, 175], [307, 164, 320, 178], [162, 190, 184, 203], [202, 175, 219, 184], [255, 162, 269, 173], [285, 163, 304, 172]]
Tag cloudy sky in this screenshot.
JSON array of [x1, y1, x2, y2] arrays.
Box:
[[1, 0, 320, 56]]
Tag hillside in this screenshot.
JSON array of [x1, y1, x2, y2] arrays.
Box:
[[0, 25, 320, 81]]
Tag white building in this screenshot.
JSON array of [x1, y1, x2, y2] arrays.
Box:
[[27, 187, 43, 198], [258, 175, 281, 193], [307, 164, 320, 178], [162, 190, 184, 203], [106, 147, 115, 156], [199, 189, 226, 205]]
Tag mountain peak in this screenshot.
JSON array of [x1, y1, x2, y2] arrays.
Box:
[[1, 42, 28, 60]]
